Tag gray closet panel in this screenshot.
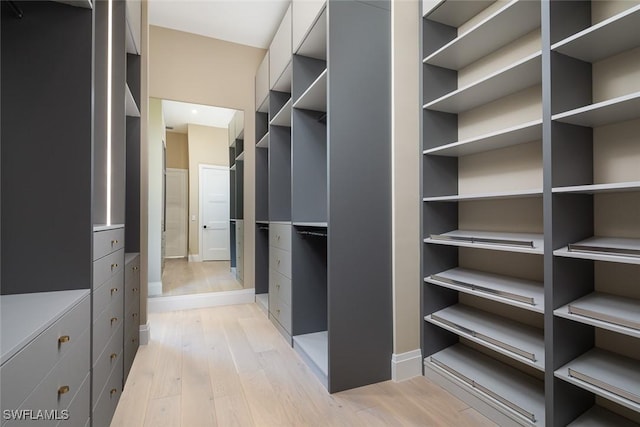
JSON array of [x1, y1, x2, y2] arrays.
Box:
[[268, 126, 292, 222]]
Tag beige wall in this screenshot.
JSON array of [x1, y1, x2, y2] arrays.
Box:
[[166, 131, 189, 169], [139, 0, 149, 326], [149, 25, 265, 289], [187, 124, 229, 257], [147, 98, 166, 296], [391, 0, 421, 355]]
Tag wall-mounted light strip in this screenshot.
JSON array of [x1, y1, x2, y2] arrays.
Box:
[[106, 0, 113, 226]]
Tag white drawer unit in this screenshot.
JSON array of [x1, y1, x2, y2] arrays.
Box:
[[269, 296, 292, 333], [269, 223, 292, 252], [268, 223, 292, 336], [269, 270, 292, 304], [270, 246, 292, 279]]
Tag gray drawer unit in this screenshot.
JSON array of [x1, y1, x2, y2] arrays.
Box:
[[93, 249, 125, 289], [92, 356, 123, 427], [123, 322, 139, 383], [92, 323, 124, 406], [270, 246, 292, 279], [269, 270, 292, 304], [58, 372, 90, 427], [93, 227, 125, 261], [124, 253, 140, 307], [123, 253, 140, 382], [269, 223, 292, 252], [92, 296, 123, 365], [1, 294, 90, 414], [270, 297, 292, 333], [92, 272, 124, 323]]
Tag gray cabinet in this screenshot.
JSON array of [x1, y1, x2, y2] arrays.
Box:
[[269, 224, 293, 338], [123, 253, 140, 382]]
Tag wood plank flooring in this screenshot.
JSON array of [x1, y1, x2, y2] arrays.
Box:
[[111, 303, 497, 427], [161, 258, 247, 296]]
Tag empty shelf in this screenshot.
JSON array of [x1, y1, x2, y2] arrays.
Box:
[[256, 132, 269, 148], [556, 348, 640, 412], [230, 164, 236, 171], [426, 305, 544, 370], [555, 293, 640, 339], [293, 331, 328, 387], [125, 84, 140, 117], [423, 0, 541, 70], [256, 293, 269, 314], [295, 7, 327, 60], [555, 237, 640, 265], [424, 52, 541, 114], [424, 0, 495, 27], [293, 69, 327, 112], [235, 151, 245, 161], [425, 230, 544, 255], [272, 61, 292, 93], [568, 406, 640, 427], [553, 182, 640, 194], [270, 99, 292, 127], [552, 92, 640, 128], [424, 119, 542, 157], [426, 267, 544, 312], [552, 5, 640, 63], [293, 222, 327, 228], [426, 344, 545, 424], [424, 188, 542, 202], [257, 95, 269, 113]]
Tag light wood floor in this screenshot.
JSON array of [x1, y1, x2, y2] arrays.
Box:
[[111, 303, 497, 427], [161, 258, 246, 296]]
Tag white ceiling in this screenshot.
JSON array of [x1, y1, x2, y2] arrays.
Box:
[[162, 99, 237, 133], [148, 0, 290, 49]]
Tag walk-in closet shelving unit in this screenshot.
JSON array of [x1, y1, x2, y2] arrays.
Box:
[[288, 0, 392, 393], [421, 1, 640, 426], [229, 111, 245, 281]]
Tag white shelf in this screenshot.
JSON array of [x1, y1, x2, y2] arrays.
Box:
[[424, 119, 542, 157], [423, 0, 541, 70], [257, 95, 269, 114], [552, 5, 640, 63], [425, 230, 544, 255], [424, 188, 542, 202], [293, 69, 327, 112], [556, 348, 640, 412], [270, 221, 292, 225], [230, 164, 236, 171], [426, 344, 545, 425], [270, 99, 292, 127], [296, 7, 327, 60], [555, 237, 640, 265], [272, 61, 293, 93], [235, 151, 245, 161], [424, 52, 541, 114], [425, 267, 544, 313], [256, 132, 269, 148], [426, 305, 544, 370], [125, 84, 140, 117], [555, 293, 640, 339], [552, 91, 640, 128], [293, 222, 328, 228], [553, 182, 640, 194], [424, 0, 495, 27], [93, 224, 125, 232], [568, 406, 640, 427], [293, 331, 328, 387]]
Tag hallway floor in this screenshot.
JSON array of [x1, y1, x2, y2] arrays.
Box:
[[161, 258, 246, 296]]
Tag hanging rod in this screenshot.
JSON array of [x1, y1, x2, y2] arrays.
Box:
[[297, 230, 327, 238], [7, 1, 24, 19], [258, 226, 269, 231]]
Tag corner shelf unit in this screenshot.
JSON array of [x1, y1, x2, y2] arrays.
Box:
[[421, 1, 640, 425]]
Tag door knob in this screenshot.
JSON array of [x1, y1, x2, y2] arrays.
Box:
[[204, 225, 207, 229]]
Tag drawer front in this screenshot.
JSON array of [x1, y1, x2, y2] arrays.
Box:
[[93, 249, 125, 289], [269, 270, 292, 305], [92, 357, 123, 427], [92, 299, 124, 364], [57, 372, 90, 427], [92, 272, 124, 323], [124, 257, 140, 295], [269, 223, 291, 251], [269, 246, 291, 279], [93, 228, 125, 261], [125, 303, 140, 333], [1, 296, 90, 413], [123, 329, 139, 383], [92, 323, 123, 406], [271, 298, 291, 333]]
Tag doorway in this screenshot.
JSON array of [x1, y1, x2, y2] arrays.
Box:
[[199, 164, 230, 261], [165, 168, 188, 258]]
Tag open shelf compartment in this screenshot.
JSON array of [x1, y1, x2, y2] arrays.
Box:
[[552, 92, 640, 128], [293, 331, 328, 387], [568, 405, 640, 427], [293, 69, 327, 112], [555, 237, 640, 265], [426, 230, 544, 255]]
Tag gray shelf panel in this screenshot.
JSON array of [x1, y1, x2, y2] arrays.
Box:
[[423, 0, 541, 70], [235, 151, 245, 161], [230, 164, 236, 171], [256, 294, 269, 313], [424, 119, 542, 157], [256, 132, 269, 148], [552, 5, 640, 63], [296, 6, 327, 60], [270, 99, 292, 127], [272, 61, 293, 93], [556, 349, 640, 412], [426, 305, 544, 370], [555, 293, 640, 339], [425, 267, 544, 313], [424, 0, 495, 27], [424, 52, 541, 113], [125, 84, 140, 117], [552, 92, 640, 128], [293, 69, 327, 112], [555, 237, 640, 265], [553, 182, 640, 195], [257, 95, 269, 113], [424, 188, 542, 202], [426, 344, 545, 425], [425, 230, 544, 255], [293, 222, 328, 228], [293, 331, 328, 385], [568, 406, 640, 427]]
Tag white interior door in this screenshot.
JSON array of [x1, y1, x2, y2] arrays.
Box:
[[165, 168, 188, 258], [200, 165, 230, 261]]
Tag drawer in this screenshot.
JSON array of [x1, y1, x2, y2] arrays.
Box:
[[123, 329, 139, 383], [125, 303, 140, 331], [93, 272, 124, 322], [92, 322, 123, 406], [269, 223, 291, 251], [124, 257, 140, 292], [93, 228, 124, 261], [269, 246, 291, 279], [92, 356, 123, 427], [92, 299, 124, 364], [1, 296, 90, 413], [5, 327, 90, 427], [93, 249, 124, 289], [269, 270, 292, 305], [57, 372, 90, 427], [270, 297, 291, 333]]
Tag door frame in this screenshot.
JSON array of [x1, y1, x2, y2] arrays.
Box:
[[198, 164, 230, 261], [165, 168, 189, 258]]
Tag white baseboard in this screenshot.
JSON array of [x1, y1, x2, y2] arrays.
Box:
[[392, 349, 423, 382], [148, 288, 255, 313], [188, 254, 201, 262], [148, 281, 162, 297], [139, 322, 150, 345]]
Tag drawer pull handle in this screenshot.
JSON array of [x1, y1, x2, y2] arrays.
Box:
[[111, 239, 119, 246], [132, 288, 138, 292], [277, 259, 281, 265], [276, 284, 280, 289], [111, 263, 119, 270], [58, 385, 70, 395], [132, 338, 137, 343], [133, 266, 139, 271], [110, 353, 118, 360], [132, 313, 138, 318], [110, 388, 118, 397], [276, 309, 281, 314], [110, 317, 118, 324], [111, 287, 119, 294], [58, 335, 70, 344]]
